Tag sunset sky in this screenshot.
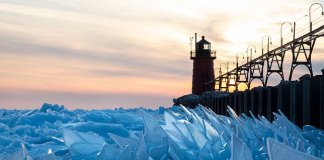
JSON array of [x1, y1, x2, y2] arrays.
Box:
[[1, 0, 324, 109]]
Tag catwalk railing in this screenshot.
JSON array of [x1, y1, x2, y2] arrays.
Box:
[[205, 4, 324, 91]]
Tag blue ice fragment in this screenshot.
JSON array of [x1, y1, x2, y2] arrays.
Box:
[[27, 142, 68, 158], [70, 143, 102, 159], [172, 121, 197, 148], [302, 131, 324, 155], [35, 149, 57, 160], [199, 142, 214, 160], [267, 138, 321, 160], [6, 143, 32, 160], [164, 110, 177, 127], [163, 110, 196, 149], [149, 144, 168, 160], [296, 139, 306, 152], [231, 134, 253, 160], [179, 105, 194, 122], [274, 111, 304, 140], [162, 123, 190, 149], [168, 142, 197, 160], [0, 136, 12, 147], [63, 129, 106, 158], [191, 110, 206, 132], [109, 112, 144, 130], [64, 122, 129, 138], [119, 145, 131, 160], [15, 111, 72, 127], [40, 103, 65, 113], [79, 111, 112, 123], [13, 125, 39, 137], [134, 132, 148, 159], [108, 133, 137, 149], [204, 119, 219, 143], [185, 123, 208, 150], [303, 125, 318, 132], [227, 106, 240, 121], [63, 129, 81, 148], [21, 143, 30, 159], [141, 110, 167, 149], [0, 123, 9, 133], [218, 142, 231, 159], [97, 143, 120, 160]]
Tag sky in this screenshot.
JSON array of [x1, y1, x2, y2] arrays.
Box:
[[0, 0, 324, 109]]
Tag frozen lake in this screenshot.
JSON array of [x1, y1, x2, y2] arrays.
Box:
[[0, 103, 323, 160]]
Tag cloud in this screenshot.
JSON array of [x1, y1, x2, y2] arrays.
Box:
[[0, 37, 191, 78], [0, 0, 323, 108]]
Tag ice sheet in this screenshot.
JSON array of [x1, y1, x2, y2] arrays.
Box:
[[0, 103, 323, 159]]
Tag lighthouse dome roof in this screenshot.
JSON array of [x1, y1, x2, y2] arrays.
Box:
[[197, 36, 210, 44]]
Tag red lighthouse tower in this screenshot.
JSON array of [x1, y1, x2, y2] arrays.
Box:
[[191, 34, 216, 95]]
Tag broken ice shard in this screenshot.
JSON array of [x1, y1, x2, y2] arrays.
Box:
[[267, 138, 321, 160], [63, 129, 106, 159], [231, 133, 253, 160]]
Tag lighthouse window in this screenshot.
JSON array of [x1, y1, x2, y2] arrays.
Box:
[[204, 44, 209, 50]]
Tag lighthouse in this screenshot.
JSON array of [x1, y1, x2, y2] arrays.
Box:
[[191, 34, 216, 95]]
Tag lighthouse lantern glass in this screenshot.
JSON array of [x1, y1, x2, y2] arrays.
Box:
[[204, 44, 210, 50]]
